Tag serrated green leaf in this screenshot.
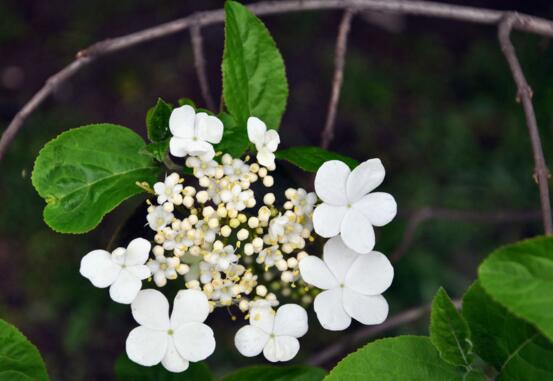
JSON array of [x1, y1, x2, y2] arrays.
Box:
[[0, 319, 49, 381], [223, 1, 288, 130], [324, 336, 484, 381], [430, 287, 473, 367], [140, 140, 169, 162], [479, 236, 553, 342], [214, 112, 250, 157], [178, 97, 196, 108], [220, 365, 325, 381], [115, 355, 212, 381], [275, 146, 358, 172], [32, 124, 160, 233], [462, 281, 553, 379], [147, 98, 173, 142]]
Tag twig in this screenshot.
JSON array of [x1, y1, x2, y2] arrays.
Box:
[[321, 9, 355, 149], [308, 299, 461, 366], [390, 207, 541, 263], [190, 24, 216, 111], [3, 0, 553, 161], [498, 14, 553, 235]]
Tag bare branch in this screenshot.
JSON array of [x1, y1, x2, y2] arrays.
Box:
[[390, 207, 541, 262], [3, 0, 553, 160], [321, 9, 355, 149], [498, 14, 553, 235], [190, 24, 216, 111]]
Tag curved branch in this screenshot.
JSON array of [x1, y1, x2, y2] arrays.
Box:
[[3, 0, 553, 160], [190, 24, 216, 111]]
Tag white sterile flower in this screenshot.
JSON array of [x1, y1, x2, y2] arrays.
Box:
[[234, 301, 308, 362], [126, 289, 216, 373], [299, 236, 393, 331], [247, 117, 280, 168], [147, 206, 174, 231], [154, 173, 183, 205], [169, 105, 224, 161], [313, 159, 397, 254], [80, 238, 151, 304]]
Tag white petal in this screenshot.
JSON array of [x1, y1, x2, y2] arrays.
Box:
[[169, 105, 196, 139], [273, 304, 308, 338], [257, 148, 275, 168], [131, 289, 171, 330], [173, 322, 215, 362], [109, 270, 142, 304], [345, 251, 394, 295], [314, 288, 351, 331], [249, 303, 275, 334], [161, 340, 189, 373], [298, 255, 338, 290], [342, 288, 389, 325], [340, 209, 375, 254], [153, 182, 166, 195], [313, 203, 347, 238], [199, 144, 216, 161], [126, 264, 151, 280], [171, 289, 209, 328], [183, 140, 214, 157], [314, 160, 350, 205], [125, 238, 151, 266], [264, 129, 280, 152], [323, 236, 359, 283], [346, 158, 385, 202], [126, 326, 168, 367], [79, 250, 120, 288], [353, 192, 397, 227], [196, 113, 224, 144], [234, 325, 269, 357], [263, 336, 300, 362], [247, 116, 267, 145], [169, 137, 191, 157]]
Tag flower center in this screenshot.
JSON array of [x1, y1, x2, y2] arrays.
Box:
[[167, 329, 174, 336]]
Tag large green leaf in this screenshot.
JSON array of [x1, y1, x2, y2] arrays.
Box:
[[214, 112, 250, 158], [430, 287, 473, 367], [462, 281, 553, 379], [275, 146, 358, 172], [220, 365, 325, 381], [115, 355, 212, 381], [222, 1, 288, 130], [32, 124, 160, 233], [146, 98, 173, 142], [324, 336, 484, 381], [479, 236, 553, 341], [0, 319, 49, 381]]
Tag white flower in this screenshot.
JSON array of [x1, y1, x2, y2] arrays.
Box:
[[224, 158, 250, 182], [147, 206, 174, 231], [169, 105, 224, 161], [247, 117, 280, 168], [313, 159, 397, 254], [286, 188, 317, 216], [147, 255, 182, 287], [153, 173, 183, 205], [299, 237, 393, 331], [220, 185, 253, 211], [126, 289, 216, 373], [80, 238, 151, 304], [234, 302, 307, 362], [205, 244, 238, 271]]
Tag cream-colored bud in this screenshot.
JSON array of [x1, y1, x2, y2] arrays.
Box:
[[172, 194, 183, 205], [196, 191, 209, 204], [217, 206, 227, 218], [184, 186, 196, 196], [239, 299, 250, 312], [188, 214, 199, 225], [183, 195, 194, 208], [281, 243, 293, 254], [229, 218, 240, 229], [213, 240, 224, 251], [154, 272, 167, 287], [276, 259, 288, 271], [189, 246, 201, 256], [228, 208, 238, 218], [152, 245, 164, 257], [258, 167, 268, 178], [284, 201, 293, 210], [176, 264, 190, 275], [208, 217, 219, 229], [163, 202, 174, 212], [199, 176, 210, 187], [281, 271, 294, 283], [248, 217, 259, 229], [258, 206, 271, 222], [221, 225, 232, 237], [263, 175, 274, 187], [237, 213, 247, 223], [237, 229, 249, 241], [244, 243, 254, 256], [202, 206, 215, 218], [186, 280, 200, 289], [246, 197, 256, 208], [263, 193, 275, 205], [215, 167, 224, 179], [252, 237, 264, 251], [154, 233, 164, 244], [287, 257, 298, 268], [250, 163, 260, 173], [297, 251, 308, 261], [266, 292, 277, 302], [174, 247, 184, 257], [285, 188, 296, 199], [168, 172, 180, 184], [222, 153, 233, 165], [256, 285, 268, 297]]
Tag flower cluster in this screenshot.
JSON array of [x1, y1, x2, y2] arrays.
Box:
[[79, 104, 397, 372]]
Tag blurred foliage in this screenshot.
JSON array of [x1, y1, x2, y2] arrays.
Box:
[[1, 0, 553, 380]]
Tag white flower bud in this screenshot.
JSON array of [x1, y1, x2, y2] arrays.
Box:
[[239, 299, 250, 312], [244, 243, 254, 256], [217, 206, 227, 218], [281, 271, 294, 283], [258, 206, 271, 222], [208, 217, 219, 229], [287, 257, 298, 268], [188, 214, 199, 225], [297, 251, 308, 261], [276, 259, 288, 271], [154, 272, 167, 287], [252, 237, 264, 251], [258, 167, 268, 178], [256, 285, 268, 297], [163, 202, 174, 212], [246, 197, 256, 208], [221, 225, 232, 237], [263, 175, 274, 187], [237, 229, 249, 241], [248, 217, 259, 229], [222, 153, 233, 165], [183, 195, 194, 209], [202, 206, 215, 218], [285, 188, 296, 199], [152, 245, 164, 257], [196, 191, 209, 204], [184, 186, 196, 196], [199, 176, 210, 188], [172, 194, 183, 205], [263, 193, 275, 205]]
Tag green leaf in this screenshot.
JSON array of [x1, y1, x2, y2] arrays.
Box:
[[430, 287, 473, 367], [479, 236, 553, 341], [178, 97, 196, 108], [223, 0, 288, 130], [115, 355, 212, 381], [147, 98, 173, 142], [275, 147, 358, 172], [324, 336, 484, 381], [140, 140, 169, 162], [0, 319, 49, 381], [220, 365, 325, 381], [462, 281, 553, 379], [32, 124, 160, 233], [214, 112, 250, 158]]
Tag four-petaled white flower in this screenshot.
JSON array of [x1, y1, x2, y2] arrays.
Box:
[[147, 206, 174, 231], [299, 236, 393, 331], [80, 238, 151, 304], [169, 105, 224, 161], [126, 289, 216, 373], [235, 301, 308, 362], [313, 159, 397, 254], [153, 173, 183, 205], [247, 117, 280, 168]]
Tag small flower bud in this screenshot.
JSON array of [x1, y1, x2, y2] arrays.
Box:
[[221, 225, 232, 237], [263, 175, 274, 187], [196, 191, 209, 204], [256, 285, 268, 297], [244, 243, 254, 256], [237, 229, 249, 241], [263, 193, 275, 205], [248, 217, 259, 229]]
